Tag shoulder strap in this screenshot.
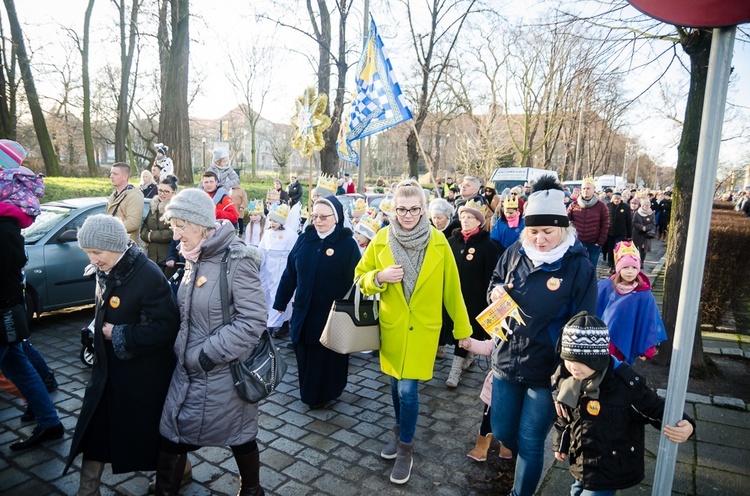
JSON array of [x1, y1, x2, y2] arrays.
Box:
[[219, 248, 231, 325]]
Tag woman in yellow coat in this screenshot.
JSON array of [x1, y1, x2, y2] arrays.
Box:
[[356, 179, 472, 485]]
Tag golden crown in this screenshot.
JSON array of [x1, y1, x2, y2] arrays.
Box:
[[379, 197, 394, 214], [300, 206, 310, 219], [582, 177, 595, 186], [352, 198, 367, 214], [266, 189, 281, 202], [247, 200, 264, 216], [268, 202, 290, 221], [503, 195, 519, 210], [356, 213, 381, 238], [614, 240, 640, 264], [317, 174, 337, 193], [463, 199, 484, 212]]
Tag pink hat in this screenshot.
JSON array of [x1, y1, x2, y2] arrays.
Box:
[[0, 139, 26, 169], [614, 241, 641, 273]]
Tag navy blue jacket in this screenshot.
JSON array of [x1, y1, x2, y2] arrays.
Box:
[[273, 225, 361, 345], [487, 240, 597, 387]]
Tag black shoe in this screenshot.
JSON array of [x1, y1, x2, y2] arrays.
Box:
[[271, 328, 289, 339], [42, 372, 59, 393], [20, 405, 35, 423], [10, 422, 64, 451]]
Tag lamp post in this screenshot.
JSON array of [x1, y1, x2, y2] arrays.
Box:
[[202, 137, 206, 170]]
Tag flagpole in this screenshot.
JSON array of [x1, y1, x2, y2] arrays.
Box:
[[309, 156, 314, 208], [357, 2, 369, 194], [408, 120, 436, 185]]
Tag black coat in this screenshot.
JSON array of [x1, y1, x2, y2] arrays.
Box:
[[65, 245, 179, 474], [447, 229, 501, 336], [274, 225, 361, 344], [0, 217, 25, 307], [607, 201, 632, 238], [287, 181, 303, 206], [552, 358, 695, 491]]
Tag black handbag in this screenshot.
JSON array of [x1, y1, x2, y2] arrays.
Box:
[[0, 303, 31, 345], [645, 229, 657, 239], [216, 249, 287, 403]]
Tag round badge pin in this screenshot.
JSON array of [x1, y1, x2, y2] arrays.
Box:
[[547, 277, 561, 291], [326, 248, 334, 256], [586, 400, 601, 416], [468, 247, 476, 254], [197, 276, 208, 287], [109, 296, 120, 308], [466, 254, 474, 261]]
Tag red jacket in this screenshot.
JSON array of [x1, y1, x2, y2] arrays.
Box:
[[567, 199, 609, 246], [208, 190, 239, 224], [345, 180, 356, 194]]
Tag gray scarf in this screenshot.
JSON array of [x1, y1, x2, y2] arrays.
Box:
[[556, 368, 607, 409], [577, 194, 599, 209], [388, 213, 431, 303]]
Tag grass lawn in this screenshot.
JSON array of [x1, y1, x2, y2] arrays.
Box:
[[41, 175, 295, 204]]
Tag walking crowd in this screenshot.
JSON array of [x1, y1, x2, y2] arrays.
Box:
[[1, 139, 702, 496]]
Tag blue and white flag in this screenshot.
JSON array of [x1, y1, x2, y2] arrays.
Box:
[[337, 17, 413, 165]]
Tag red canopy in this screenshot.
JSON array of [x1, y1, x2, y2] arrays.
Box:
[[628, 0, 750, 27]]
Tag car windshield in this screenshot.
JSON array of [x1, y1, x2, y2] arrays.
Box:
[[21, 205, 75, 244]]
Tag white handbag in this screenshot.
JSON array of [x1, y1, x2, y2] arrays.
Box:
[[320, 279, 381, 354]]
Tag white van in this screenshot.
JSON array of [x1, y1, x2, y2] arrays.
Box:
[[595, 174, 627, 192], [489, 167, 559, 194]]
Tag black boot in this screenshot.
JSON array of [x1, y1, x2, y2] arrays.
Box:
[[234, 448, 265, 496], [154, 451, 187, 496]]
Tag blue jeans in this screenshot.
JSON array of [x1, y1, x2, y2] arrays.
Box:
[[582, 243, 601, 269], [0, 344, 59, 427], [570, 480, 617, 496], [390, 378, 419, 443], [22, 340, 51, 378], [491, 376, 555, 496]]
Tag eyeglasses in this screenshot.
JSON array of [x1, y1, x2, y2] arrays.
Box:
[[169, 223, 188, 233], [395, 206, 423, 217], [310, 213, 335, 221], [158, 189, 173, 194]]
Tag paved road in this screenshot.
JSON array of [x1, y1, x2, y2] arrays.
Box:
[[1, 239, 748, 495]]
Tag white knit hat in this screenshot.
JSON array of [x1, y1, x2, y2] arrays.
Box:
[[212, 149, 228, 163], [523, 175, 569, 227]]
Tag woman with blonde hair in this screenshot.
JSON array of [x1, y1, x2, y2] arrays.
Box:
[[355, 179, 472, 485], [486, 176, 596, 495], [139, 170, 158, 199]]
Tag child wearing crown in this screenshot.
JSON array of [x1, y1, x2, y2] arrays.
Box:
[[490, 194, 524, 250], [243, 200, 266, 247], [596, 241, 667, 365], [259, 202, 301, 338]]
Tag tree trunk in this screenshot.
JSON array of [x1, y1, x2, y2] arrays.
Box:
[[158, 0, 191, 185], [656, 28, 712, 371], [3, 0, 61, 175], [310, 0, 336, 175], [115, 0, 138, 163], [82, 0, 97, 176], [0, 21, 16, 139]]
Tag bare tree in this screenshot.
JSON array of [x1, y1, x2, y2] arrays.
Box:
[[113, 0, 141, 163], [157, 0, 191, 184], [0, 9, 18, 139], [2, 0, 61, 175], [226, 36, 275, 179], [400, 0, 481, 178]]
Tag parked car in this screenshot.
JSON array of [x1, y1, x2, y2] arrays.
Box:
[[21, 197, 150, 320]]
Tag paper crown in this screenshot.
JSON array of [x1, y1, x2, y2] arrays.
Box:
[[379, 197, 394, 214], [300, 205, 310, 219], [582, 177, 595, 186], [247, 200, 264, 216], [266, 189, 281, 202], [354, 213, 381, 240], [268, 203, 290, 225], [503, 194, 519, 210], [352, 198, 367, 215], [614, 240, 641, 265], [317, 174, 337, 194], [462, 199, 484, 212]]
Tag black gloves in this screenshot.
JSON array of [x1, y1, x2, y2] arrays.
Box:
[[198, 350, 217, 372]]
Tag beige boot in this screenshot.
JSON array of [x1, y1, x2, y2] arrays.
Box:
[[77, 460, 104, 496], [446, 356, 465, 388], [461, 352, 475, 371], [466, 433, 493, 462], [436, 345, 446, 359]]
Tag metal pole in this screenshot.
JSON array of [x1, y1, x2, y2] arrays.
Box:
[[651, 26, 736, 496], [357, 0, 369, 193], [572, 103, 584, 180]]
